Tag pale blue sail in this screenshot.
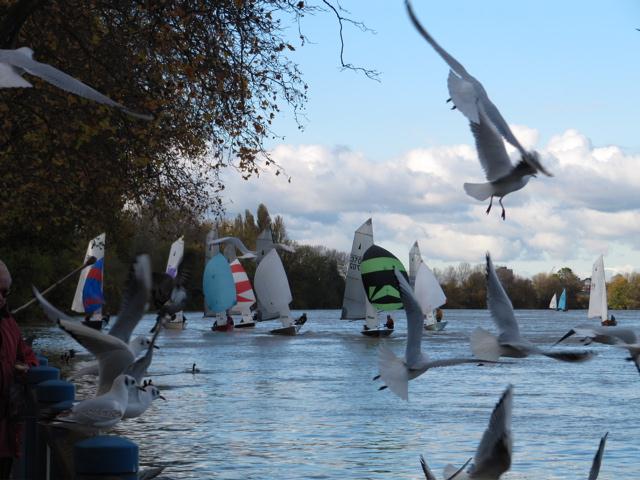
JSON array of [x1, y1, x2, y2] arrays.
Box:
[[557, 288, 567, 312], [203, 253, 237, 313]]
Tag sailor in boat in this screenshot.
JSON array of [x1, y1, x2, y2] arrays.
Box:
[[385, 315, 394, 330], [435, 308, 444, 323], [294, 313, 307, 326]]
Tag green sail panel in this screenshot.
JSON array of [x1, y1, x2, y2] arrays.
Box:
[[360, 245, 408, 311]]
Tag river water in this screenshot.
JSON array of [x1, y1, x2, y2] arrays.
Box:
[[24, 309, 640, 479]]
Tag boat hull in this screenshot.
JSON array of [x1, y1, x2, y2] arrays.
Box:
[[361, 328, 393, 338], [234, 321, 255, 329], [424, 321, 447, 332], [601, 318, 617, 327], [269, 325, 298, 336], [81, 319, 104, 331]]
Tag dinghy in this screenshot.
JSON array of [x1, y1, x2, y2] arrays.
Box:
[[203, 253, 238, 332], [557, 288, 568, 312], [164, 236, 186, 329], [341, 219, 374, 321], [548, 293, 558, 310], [409, 241, 448, 331], [588, 255, 616, 326], [229, 259, 257, 328], [360, 244, 408, 337], [253, 249, 300, 335], [72, 233, 107, 330]]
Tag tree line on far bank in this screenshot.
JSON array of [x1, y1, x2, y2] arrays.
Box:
[[7, 203, 639, 322]]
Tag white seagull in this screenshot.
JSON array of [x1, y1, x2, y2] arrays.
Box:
[[123, 382, 166, 419], [207, 236, 257, 259], [374, 268, 484, 400], [420, 385, 513, 480], [0, 47, 153, 120], [34, 255, 152, 394], [405, 1, 551, 220], [555, 325, 640, 374], [471, 253, 594, 363], [59, 374, 140, 430]]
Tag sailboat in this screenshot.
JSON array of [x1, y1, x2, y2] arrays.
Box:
[[255, 228, 283, 321], [253, 249, 300, 335], [164, 236, 186, 329], [557, 288, 568, 312], [360, 244, 409, 336], [203, 253, 238, 332], [229, 259, 257, 328], [588, 255, 616, 326], [548, 293, 558, 310], [409, 241, 447, 331], [414, 262, 447, 331], [72, 233, 107, 330]]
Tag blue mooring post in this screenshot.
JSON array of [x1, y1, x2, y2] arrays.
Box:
[[35, 378, 75, 479], [74, 435, 139, 479], [18, 362, 60, 480]]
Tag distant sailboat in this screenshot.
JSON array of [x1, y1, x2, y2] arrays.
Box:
[[255, 228, 283, 322], [253, 249, 300, 335], [229, 259, 256, 328], [203, 253, 237, 332], [588, 255, 616, 326], [164, 236, 186, 329], [548, 293, 558, 310], [341, 218, 374, 321], [360, 245, 409, 337], [72, 233, 106, 330], [409, 241, 447, 331], [414, 262, 447, 331], [557, 288, 568, 312]]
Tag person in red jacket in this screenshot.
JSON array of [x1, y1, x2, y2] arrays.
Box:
[[0, 260, 38, 479]]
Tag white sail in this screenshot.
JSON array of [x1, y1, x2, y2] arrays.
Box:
[[255, 228, 280, 320], [71, 233, 105, 313], [548, 293, 557, 310], [341, 218, 374, 319], [414, 262, 447, 322], [408, 241, 422, 288], [588, 255, 608, 322], [166, 236, 184, 279], [253, 249, 293, 327], [364, 299, 379, 330]]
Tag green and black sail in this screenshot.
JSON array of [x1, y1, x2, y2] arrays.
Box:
[[360, 245, 408, 311]]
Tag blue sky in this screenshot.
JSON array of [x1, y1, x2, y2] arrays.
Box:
[[221, 0, 640, 280]]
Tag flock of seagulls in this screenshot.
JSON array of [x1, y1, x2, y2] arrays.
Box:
[[34, 254, 166, 432]]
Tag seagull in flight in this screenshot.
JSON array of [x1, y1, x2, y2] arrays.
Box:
[[420, 385, 513, 480], [405, 1, 552, 220], [0, 47, 153, 120], [555, 325, 640, 374], [471, 253, 594, 363], [374, 268, 484, 400]]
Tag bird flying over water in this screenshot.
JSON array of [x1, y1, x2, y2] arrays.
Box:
[[471, 253, 594, 363], [420, 385, 513, 480], [405, 1, 552, 220], [374, 268, 482, 400], [555, 325, 640, 374], [0, 47, 153, 120]]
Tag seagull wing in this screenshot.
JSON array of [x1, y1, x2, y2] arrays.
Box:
[[405, 1, 475, 81], [470, 110, 514, 182], [124, 325, 161, 383], [394, 267, 424, 366], [32, 286, 76, 323], [0, 48, 152, 120], [58, 318, 132, 358], [0, 61, 32, 87], [471, 385, 513, 479], [419, 455, 437, 480], [485, 253, 521, 343], [208, 237, 257, 258], [588, 432, 608, 480], [109, 254, 151, 343]]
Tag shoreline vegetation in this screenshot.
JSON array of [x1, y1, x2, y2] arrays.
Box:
[[10, 204, 640, 324]]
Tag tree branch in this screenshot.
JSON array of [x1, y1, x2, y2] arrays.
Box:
[[0, 0, 48, 48]]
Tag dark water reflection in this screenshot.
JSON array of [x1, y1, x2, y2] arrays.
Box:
[[25, 309, 640, 479]]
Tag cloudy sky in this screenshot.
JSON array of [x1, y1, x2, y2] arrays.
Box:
[[220, 0, 640, 280]]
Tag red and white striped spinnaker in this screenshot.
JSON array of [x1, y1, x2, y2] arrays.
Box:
[[229, 259, 256, 314]]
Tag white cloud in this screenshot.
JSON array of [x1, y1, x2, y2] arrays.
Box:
[[221, 127, 640, 277]]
